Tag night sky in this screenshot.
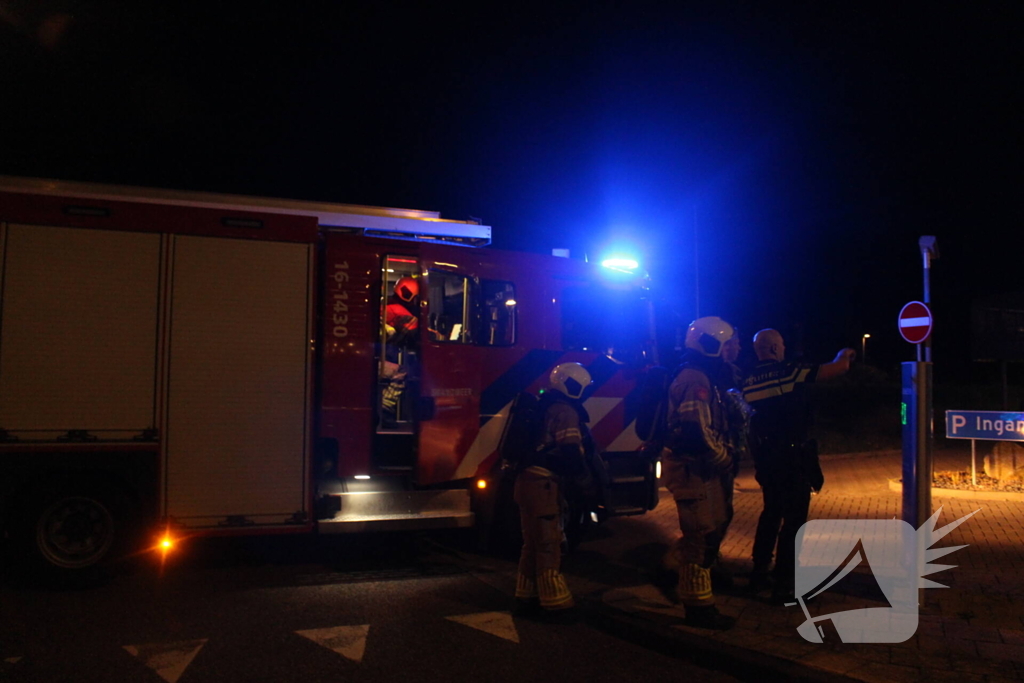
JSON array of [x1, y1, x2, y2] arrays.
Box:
[[2, 2, 1021, 381]]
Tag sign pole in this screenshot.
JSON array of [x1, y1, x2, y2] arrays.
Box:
[[901, 237, 938, 529], [971, 439, 977, 486], [923, 257, 931, 363], [902, 361, 933, 528], [920, 237, 937, 363]]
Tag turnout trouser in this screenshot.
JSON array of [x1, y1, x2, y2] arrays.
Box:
[[663, 457, 730, 607], [514, 467, 574, 610]]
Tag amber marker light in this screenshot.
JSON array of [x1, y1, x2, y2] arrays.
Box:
[[158, 533, 176, 557], [155, 526, 179, 559], [148, 526, 189, 577], [476, 479, 488, 490]]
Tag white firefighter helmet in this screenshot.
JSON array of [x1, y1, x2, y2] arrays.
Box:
[[549, 362, 592, 400], [685, 316, 736, 358]]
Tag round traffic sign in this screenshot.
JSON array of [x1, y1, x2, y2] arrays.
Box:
[[898, 301, 933, 344]]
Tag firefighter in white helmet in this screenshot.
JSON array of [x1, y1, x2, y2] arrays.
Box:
[[513, 361, 593, 619], [661, 316, 740, 629]]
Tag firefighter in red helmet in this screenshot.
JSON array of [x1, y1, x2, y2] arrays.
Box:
[[381, 276, 420, 423]]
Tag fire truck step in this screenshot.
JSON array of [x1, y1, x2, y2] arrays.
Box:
[[609, 505, 646, 516], [318, 489, 475, 534]]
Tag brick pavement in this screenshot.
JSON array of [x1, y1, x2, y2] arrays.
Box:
[[580, 449, 1024, 682]]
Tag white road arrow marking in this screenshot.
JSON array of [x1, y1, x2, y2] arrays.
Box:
[[446, 611, 520, 643], [296, 625, 370, 663], [123, 639, 207, 683]]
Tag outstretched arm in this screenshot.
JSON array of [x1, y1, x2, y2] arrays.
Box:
[[817, 348, 856, 381]]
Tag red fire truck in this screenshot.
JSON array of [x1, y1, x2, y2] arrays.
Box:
[[0, 176, 660, 578]]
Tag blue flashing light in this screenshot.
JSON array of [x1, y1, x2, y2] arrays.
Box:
[[600, 257, 640, 272]]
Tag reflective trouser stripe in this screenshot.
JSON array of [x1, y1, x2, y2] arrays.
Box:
[[515, 573, 538, 599], [537, 568, 574, 609], [678, 563, 714, 606]]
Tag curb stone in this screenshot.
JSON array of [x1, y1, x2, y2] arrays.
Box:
[[887, 478, 1024, 502], [581, 590, 862, 683]]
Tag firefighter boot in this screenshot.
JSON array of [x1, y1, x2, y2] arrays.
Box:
[[513, 574, 542, 617], [771, 581, 796, 606], [709, 559, 734, 592], [537, 568, 574, 611], [677, 563, 714, 606], [683, 605, 736, 630], [747, 565, 773, 594]]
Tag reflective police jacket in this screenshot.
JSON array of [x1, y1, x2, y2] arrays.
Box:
[[741, 359, 820, 484], [742, 359, 819, 448]]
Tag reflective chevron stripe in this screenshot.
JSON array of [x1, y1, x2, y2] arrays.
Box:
[[537, 569, 574, 609], [456, 351, 640, 480], [515, 573, 539, 599], [678, 563, 714, 606]]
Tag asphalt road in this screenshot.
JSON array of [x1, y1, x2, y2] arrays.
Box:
[[1, 531, 738, 683]]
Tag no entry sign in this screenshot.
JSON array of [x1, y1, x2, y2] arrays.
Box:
[[898, 301, 933, 344]]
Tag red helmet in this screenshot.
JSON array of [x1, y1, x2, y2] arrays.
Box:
[[394, 276, 418, 303]]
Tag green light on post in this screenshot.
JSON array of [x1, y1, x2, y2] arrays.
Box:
[[901, 402, 907, 426]]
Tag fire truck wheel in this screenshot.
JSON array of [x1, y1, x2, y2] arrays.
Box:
[[26, 483, 126, 579]]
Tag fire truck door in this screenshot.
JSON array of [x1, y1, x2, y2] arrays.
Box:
[[416, 267, 483, 485]]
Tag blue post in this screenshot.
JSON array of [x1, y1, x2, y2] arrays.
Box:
[[902, 362, 933, 529]]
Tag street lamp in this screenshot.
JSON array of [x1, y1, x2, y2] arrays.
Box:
[[862, 334, 870, 364]]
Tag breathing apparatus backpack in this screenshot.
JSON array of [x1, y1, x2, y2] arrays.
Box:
[[634, 365, 672, 445], [496, 391, 544, 474]]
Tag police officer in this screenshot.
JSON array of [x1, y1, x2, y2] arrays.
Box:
[[742, 328, 855, 603], [662, 316, 740, 629], [513, 362, 593, 619]]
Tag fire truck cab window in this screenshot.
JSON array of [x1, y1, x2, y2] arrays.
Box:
[[427, 270, 471, 343], [561, 285, 647, 363], [480, 280, 516, 346]]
